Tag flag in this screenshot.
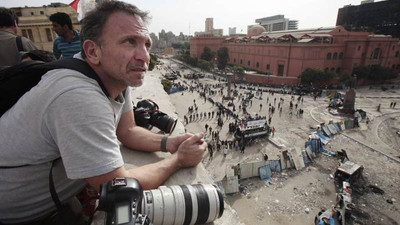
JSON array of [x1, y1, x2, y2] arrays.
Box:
[[69, 0, 80, 11]]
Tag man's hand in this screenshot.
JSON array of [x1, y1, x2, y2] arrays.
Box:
[[175, 133, 206, 167], [166, 133, 193, 154]]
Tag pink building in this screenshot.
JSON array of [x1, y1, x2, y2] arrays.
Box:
[[190, 26, 400, 85]]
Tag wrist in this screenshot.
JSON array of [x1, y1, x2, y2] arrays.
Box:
[[161, 134, 169, 152]]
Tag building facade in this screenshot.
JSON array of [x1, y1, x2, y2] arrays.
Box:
[[190, 26, 400, 85], [12, 3, 80, 52], [336, 0, 400, 38], [255, 15, 298, 32]]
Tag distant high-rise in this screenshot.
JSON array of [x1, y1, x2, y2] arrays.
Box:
[[195, 18, 223, 37], [229, 27, 237, 35], [255, 15, 298, 32], [205, 18, 214, 32], [336, 0, 400, 38]]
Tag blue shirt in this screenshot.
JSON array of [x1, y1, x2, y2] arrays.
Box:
[[53, 30, 81, 59]]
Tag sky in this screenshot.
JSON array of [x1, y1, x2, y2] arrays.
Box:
[[0, 0, 379, 36]]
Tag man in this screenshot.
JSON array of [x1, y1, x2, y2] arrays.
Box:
[[0, 7, 37, 67], [0, 1, 206, 224], [49, 12, 81, 59]]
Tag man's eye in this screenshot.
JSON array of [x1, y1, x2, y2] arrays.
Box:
[[127, 38, 136, 45], [145, 42, 152, 48]]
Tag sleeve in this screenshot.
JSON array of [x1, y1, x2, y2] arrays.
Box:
[[53, 39, 61, 59], [44, 87, 124, 179], [21, 37, 37, 51], [122, 87, 134, 113]]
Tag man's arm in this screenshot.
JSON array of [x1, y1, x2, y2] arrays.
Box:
[[85, 132, 206, 191], [53, 39, 61, 59]]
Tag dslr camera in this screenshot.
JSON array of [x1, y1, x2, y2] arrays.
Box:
[[134, 99, 177, 134], [98, 177, 224, 225]]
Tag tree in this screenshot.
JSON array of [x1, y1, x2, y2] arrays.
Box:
[[299, 68, 336, 84], [198, 59, 213, 72], [233, 65, 244, 74], [233, 65, 245, 81], [339, 72, 352, 87], [161, 78, 172, 93], [148, 53, 157, 71], [200, 46, 214, 62], [353, 64, 397, 82], [217, 47, 229, 70]]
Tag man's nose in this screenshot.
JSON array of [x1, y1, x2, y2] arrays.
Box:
[[135, 44, 150, 63]]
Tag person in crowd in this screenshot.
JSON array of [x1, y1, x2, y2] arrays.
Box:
[[49, 12, 81, 59], [0, 7, 37, 67], [0, 2, 206, 224]]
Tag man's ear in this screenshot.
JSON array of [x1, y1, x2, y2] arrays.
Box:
[[12, 20, 18, 34], [82, 40, 102, 65]]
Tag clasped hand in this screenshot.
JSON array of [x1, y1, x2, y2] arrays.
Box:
[[172, 133, 207, 168]]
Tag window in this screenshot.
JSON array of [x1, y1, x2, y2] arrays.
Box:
[[233, 58, 236, 63], [27, 29, 34, 42], [336, 67, 341, 73], [333, 52, 338, 60], [393, 46, 395, 50], [46, 28, 52, 42], [396, 51, 399, 57], [331, 67, 335, 71], [21, 29, 27, 38], [326, 52, 331, 60], [240, 59, 242, 64], [40, 11, 44, 15], [256, 62, 259, 68], [266, 64, 270, 70], [277, 64, 284, 76], [373, 48, 381, 59], [247, 61, 250, 66], [324, 68, 329, 72], [358, 46, 361, 51], [30, 12, 34, 16], [339, 52, 344, 59], [397, 64, 400, 70]]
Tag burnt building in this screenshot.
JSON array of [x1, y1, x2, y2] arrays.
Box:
[[336, 0, 400, 38]]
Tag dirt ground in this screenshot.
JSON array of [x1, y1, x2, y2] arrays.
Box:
[[159, 58, 400, 225]]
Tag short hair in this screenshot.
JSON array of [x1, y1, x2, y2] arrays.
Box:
[[0, 7, 18, 27], [80, 0, 150, 58], [49, 12, 73, 30]]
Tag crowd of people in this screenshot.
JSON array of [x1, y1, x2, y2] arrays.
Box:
[[171, 72, 310, 161]]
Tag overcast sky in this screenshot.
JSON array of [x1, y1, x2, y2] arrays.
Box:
[[1, 0, 377, 36]]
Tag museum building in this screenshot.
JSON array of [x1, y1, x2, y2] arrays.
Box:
[[190, 25, 400, 85]]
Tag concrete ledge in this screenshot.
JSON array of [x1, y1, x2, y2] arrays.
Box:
[[93, 70, 242, 225]]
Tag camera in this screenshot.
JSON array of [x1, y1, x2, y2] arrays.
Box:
[[134, 99, 177, 134], [98, 177, 224, 225]]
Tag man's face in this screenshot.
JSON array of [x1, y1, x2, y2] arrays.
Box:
[[97, 12, 151, 87], [52, 22, 66, 37]]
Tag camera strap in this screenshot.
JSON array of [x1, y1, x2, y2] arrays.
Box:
[[49, 159, 63, 214]]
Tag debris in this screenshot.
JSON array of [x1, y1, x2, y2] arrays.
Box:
[[305, 208, 310, 214], [368, 185, 384, 195]]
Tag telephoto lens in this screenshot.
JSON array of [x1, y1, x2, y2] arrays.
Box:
[[141, 184, 224, 225]]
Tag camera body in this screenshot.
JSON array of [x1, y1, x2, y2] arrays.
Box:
[[98, 178, 224, 225], [98, 178, 150, 225], [134, 99, 177, 134]]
